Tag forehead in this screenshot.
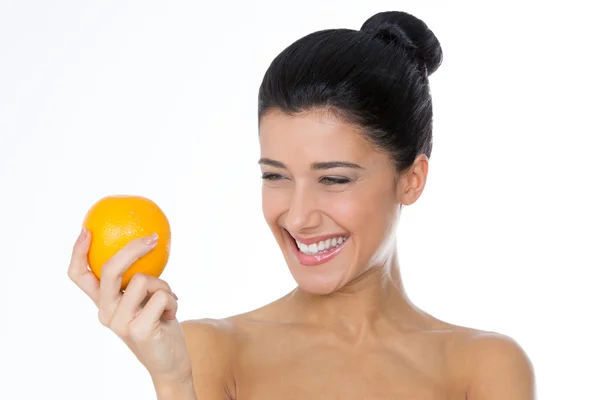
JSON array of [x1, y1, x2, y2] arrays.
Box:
[[258, 109, 378, 164]]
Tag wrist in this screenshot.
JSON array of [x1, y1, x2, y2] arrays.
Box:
[[153, 378, 196, 400]]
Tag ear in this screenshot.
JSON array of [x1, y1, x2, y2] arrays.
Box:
[[395, 154, 429, 205]]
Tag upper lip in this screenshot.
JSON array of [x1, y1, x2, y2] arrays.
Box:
[[285, 229, 349, 245]]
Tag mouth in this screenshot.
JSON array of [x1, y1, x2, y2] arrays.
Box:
[[284, 229, 349, 266]]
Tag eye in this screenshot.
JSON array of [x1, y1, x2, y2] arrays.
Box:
[[319, 176, 352, 185], [261, 172, 285, 181]]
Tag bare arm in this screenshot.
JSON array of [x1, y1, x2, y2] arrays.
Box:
[[154, 380, 198, 400], [179, 318, 238, 400], [463, 333, 536, 399]]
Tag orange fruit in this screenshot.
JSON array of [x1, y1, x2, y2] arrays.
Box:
[[82, 195, 171, 290]]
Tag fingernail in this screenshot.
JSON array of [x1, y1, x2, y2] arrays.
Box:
[[78, 227, 88, 241], [172, 292, 179, 301], [144, 233, 159, 245]]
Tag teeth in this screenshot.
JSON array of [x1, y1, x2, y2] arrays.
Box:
[[295, 236, 348, 255]]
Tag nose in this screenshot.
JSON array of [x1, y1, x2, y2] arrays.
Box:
[[285, 183, 322, 233]]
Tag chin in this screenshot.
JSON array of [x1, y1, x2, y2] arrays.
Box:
[[290, 271, 344, 295], [283, 243, 353, 296]]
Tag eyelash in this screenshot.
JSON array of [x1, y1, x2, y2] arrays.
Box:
[[261, 173, 351, 185]]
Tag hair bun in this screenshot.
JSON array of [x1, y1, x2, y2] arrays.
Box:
[[360, 11, 443, 76]]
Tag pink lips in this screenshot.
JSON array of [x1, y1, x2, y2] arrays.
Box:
[[285, 229, 348, 266]]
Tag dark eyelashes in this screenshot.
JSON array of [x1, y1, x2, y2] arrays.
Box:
[[319, 176, 351, 185], [261, 173, 352, 185], [261, 172, 283, 181]]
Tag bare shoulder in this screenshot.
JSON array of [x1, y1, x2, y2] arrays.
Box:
[[181, 317, 239, 346], [180, 318, 239, 399], [446, 328, 536, 399]]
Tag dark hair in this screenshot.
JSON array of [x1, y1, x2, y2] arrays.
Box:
[[258, 11, 443, 172]]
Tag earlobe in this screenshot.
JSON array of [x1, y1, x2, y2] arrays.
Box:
[[395, 155, 429, 206]]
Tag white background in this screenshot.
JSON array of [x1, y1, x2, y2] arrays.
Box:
[[1, 1, 598, 399]]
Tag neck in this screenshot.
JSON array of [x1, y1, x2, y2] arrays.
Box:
[[287, 251, 423, 332]]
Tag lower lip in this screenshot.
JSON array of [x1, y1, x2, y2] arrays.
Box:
[[286, 231, 348, 266]]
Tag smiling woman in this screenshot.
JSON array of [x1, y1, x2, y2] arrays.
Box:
[[68, 10, 535, 400], [202, 10, 533, 399]]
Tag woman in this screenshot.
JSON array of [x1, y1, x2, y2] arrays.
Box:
[[68, 11, 535, 400]]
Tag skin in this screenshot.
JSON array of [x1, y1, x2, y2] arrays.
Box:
[[69, 108, 535, 399], [181, 108, 536, 399]]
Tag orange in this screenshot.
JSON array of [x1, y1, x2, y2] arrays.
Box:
[[82, 195, 171, 290]]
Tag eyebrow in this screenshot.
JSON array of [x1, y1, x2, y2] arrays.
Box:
[[258, 158, 364, 170]]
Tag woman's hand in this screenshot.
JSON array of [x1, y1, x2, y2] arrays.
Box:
[[67, 227, 194, 389]]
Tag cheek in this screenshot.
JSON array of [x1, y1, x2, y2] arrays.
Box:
[[322, 192, 370, 231], [326, 190, 394, 246], [261, 186, 287, 224]]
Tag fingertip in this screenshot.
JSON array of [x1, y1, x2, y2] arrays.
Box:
[[79, 229, 92, 251], [77, 227, 88, 242], [164, 308, 177, 320], [165, 313, 176, 321], [72, 228, 88, 255], [143, 232, 159, 246]]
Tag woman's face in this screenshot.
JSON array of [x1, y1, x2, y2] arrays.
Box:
[[259, 109, 412, 295]]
